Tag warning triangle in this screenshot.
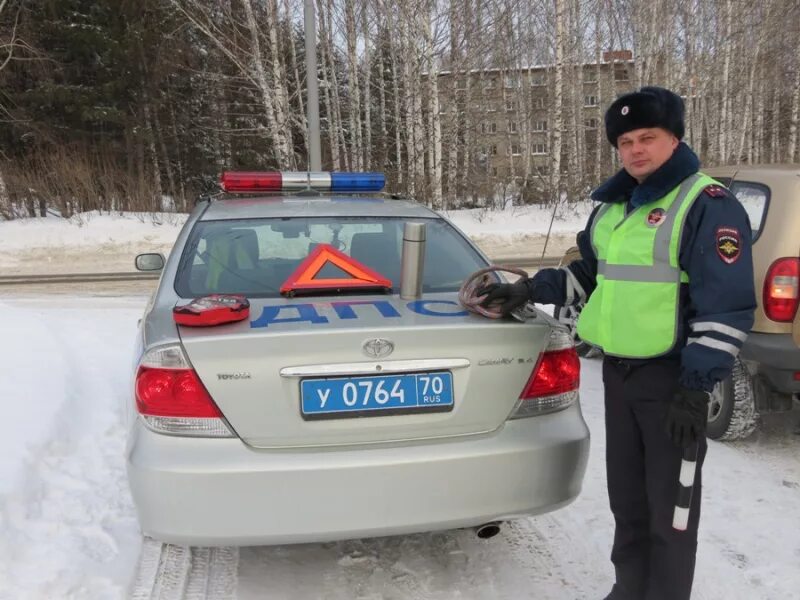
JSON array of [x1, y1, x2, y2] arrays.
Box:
[[280, 243, 393, 295]]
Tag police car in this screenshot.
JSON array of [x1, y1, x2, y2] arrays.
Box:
[[127, 172, 590, 546]]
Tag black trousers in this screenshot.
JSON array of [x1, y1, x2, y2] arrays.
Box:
[[603, 357, 707, 600]]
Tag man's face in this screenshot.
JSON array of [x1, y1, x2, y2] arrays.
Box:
[[616, 128, 679, 182]]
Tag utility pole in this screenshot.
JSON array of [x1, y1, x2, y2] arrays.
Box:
[[305, 0, 322, 170]]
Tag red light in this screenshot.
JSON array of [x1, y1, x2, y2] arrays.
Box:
[[794, 372, 800, 382], [763, 258, 800, 323], [520, 348, 581, 399], [135, 366, 222, 418], [220, 171, 282, 192]]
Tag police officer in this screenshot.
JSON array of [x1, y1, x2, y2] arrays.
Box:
[[480, 86, 756, 600]]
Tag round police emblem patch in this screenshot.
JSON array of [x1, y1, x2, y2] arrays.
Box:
[[716, 226, 741, 264], [621, 105, 630, 115], [646, 208, 666, 227]]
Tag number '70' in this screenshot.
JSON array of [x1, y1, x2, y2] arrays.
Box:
[[418, 375, 444, 396]]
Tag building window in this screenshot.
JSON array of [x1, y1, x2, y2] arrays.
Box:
[[481, 122, 497, 134], [456, 79, 467, 90], [533, 120, 548, 132], [439, 103, 447, 114], [490, 144, 498, 155], [584, 95, 598, 107], [530, 72, 546, 86], [486, 102, 497, 112], [491, 167, 498, 177], [584, 72, 598, 84], [505, 100, 518, 111], [584, 118, 598, 129], [614, 67, 629, 82], [504, 75, 520, 88], [533, 97, 546, 110], [532, 143, 548, 155], [507, 121, 518, 133], [485, 77, 496, 89], [508, 143, 522, 156]]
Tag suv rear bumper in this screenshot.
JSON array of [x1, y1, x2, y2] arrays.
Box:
[[742, 332, 800, 394], [127, 404, 590, 546]]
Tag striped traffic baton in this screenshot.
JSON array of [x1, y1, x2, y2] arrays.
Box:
[[672, 442, 699, 531]]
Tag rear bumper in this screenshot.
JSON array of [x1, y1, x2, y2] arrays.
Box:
[[742, 332, 800, 394], [126, 404, 590, 546]]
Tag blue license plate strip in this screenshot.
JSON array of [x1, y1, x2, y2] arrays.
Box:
[[300, 371, 454, 420]]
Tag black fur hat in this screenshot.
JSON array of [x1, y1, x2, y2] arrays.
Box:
[[604, 86, 685, 147]]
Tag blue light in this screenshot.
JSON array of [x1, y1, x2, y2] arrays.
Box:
[[330, 172, 385, 192]]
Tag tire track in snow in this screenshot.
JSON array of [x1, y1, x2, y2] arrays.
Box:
[[129, 539, 239, 600]]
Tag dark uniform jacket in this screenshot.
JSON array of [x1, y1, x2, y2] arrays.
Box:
[[527, 142, 757, 392]]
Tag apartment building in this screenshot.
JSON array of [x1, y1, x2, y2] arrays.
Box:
[[436, 50, 636, 183]]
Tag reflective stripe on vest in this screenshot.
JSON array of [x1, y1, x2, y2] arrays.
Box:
[[577, 173, 718, 358]]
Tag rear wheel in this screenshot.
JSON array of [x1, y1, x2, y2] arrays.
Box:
[[706, 358, 759, 441], [552, 304, 602, 358], [554, 246, 602, 359]]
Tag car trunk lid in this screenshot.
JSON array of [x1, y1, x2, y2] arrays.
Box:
[[178, 293, 552, 448]]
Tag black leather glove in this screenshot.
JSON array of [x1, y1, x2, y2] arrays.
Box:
[[665, 386, 709, 448], [476, 279, 531, 316]]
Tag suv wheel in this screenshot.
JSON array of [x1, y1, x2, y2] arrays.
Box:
[[706, 358, 759, 441], [552, 304, 602, 359]]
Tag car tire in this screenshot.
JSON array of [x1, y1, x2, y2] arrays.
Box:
[[552, 304, 602, 359], [706, 358, 759, 441]]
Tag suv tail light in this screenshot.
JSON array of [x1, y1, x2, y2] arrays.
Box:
[[764, 258, 800, 323], [510, 329, 581, 419], [135, 344, 234, 437]]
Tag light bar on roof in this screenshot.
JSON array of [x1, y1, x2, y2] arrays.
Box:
[[330, 172, 385, 192], [219, 171, 385, 193]]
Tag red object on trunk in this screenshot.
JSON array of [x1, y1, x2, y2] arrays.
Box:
[[173, 294, 250, 327]]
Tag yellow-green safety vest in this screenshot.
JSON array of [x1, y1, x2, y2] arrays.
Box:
[[576, 172, 720, 358]]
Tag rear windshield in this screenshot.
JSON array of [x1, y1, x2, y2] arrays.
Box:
[[174, 217, 487, 298], [712, 178, 770, 241], [729, 181, 769, 241]]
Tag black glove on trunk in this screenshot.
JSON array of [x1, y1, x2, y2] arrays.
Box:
[[476, 279, 531, 316]]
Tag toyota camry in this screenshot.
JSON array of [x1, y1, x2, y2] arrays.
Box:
[[126, 171, 590, 546]]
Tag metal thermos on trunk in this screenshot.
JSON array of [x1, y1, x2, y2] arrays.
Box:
[[400, 222, 426, 299]]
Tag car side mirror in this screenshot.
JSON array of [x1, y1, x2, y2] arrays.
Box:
[[135, 253, 165, 272]]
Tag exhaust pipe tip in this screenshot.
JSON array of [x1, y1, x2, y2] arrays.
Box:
[[475, 521, 502, 539]]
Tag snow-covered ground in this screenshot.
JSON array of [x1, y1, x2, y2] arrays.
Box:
[[1, 209, 798, 599], [0, 293, 798, 600], [0, 204, 591, 276]]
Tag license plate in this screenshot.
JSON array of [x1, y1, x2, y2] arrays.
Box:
[[300, 372, 454, 420]]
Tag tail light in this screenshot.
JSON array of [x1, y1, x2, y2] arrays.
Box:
[[763, 258, 800, 322], [134, 344, 234, 437], [510, 329, 581, 419]]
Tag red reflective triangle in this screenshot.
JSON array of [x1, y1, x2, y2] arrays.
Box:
[[280, 243, 392, 294]]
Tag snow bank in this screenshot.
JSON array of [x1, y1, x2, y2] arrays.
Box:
[[0, 211, 187, 252], [0, 203, 592, 253]]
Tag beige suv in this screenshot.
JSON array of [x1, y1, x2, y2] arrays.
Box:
[[703, 165, 799, 439], [556, 165, 800, 439]]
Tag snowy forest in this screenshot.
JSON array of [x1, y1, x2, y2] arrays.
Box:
[[0, 0, 799, 217]]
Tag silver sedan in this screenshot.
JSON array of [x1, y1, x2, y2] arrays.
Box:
[[126, 172, 590, 546]]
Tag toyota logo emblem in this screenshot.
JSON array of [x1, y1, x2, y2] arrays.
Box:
[[362, 338, 394, 359]]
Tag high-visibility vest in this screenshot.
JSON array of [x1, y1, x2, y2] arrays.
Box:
[[576, 173, 718, 358]]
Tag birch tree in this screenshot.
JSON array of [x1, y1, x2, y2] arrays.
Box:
[[549, 0, 566, 201]]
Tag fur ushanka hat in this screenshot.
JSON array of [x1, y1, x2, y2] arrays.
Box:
[[605, 86, 685, 147]]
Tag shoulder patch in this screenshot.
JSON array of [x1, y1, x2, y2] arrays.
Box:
[[716, 226, 741, 264], [704, 185, 727, 198]]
